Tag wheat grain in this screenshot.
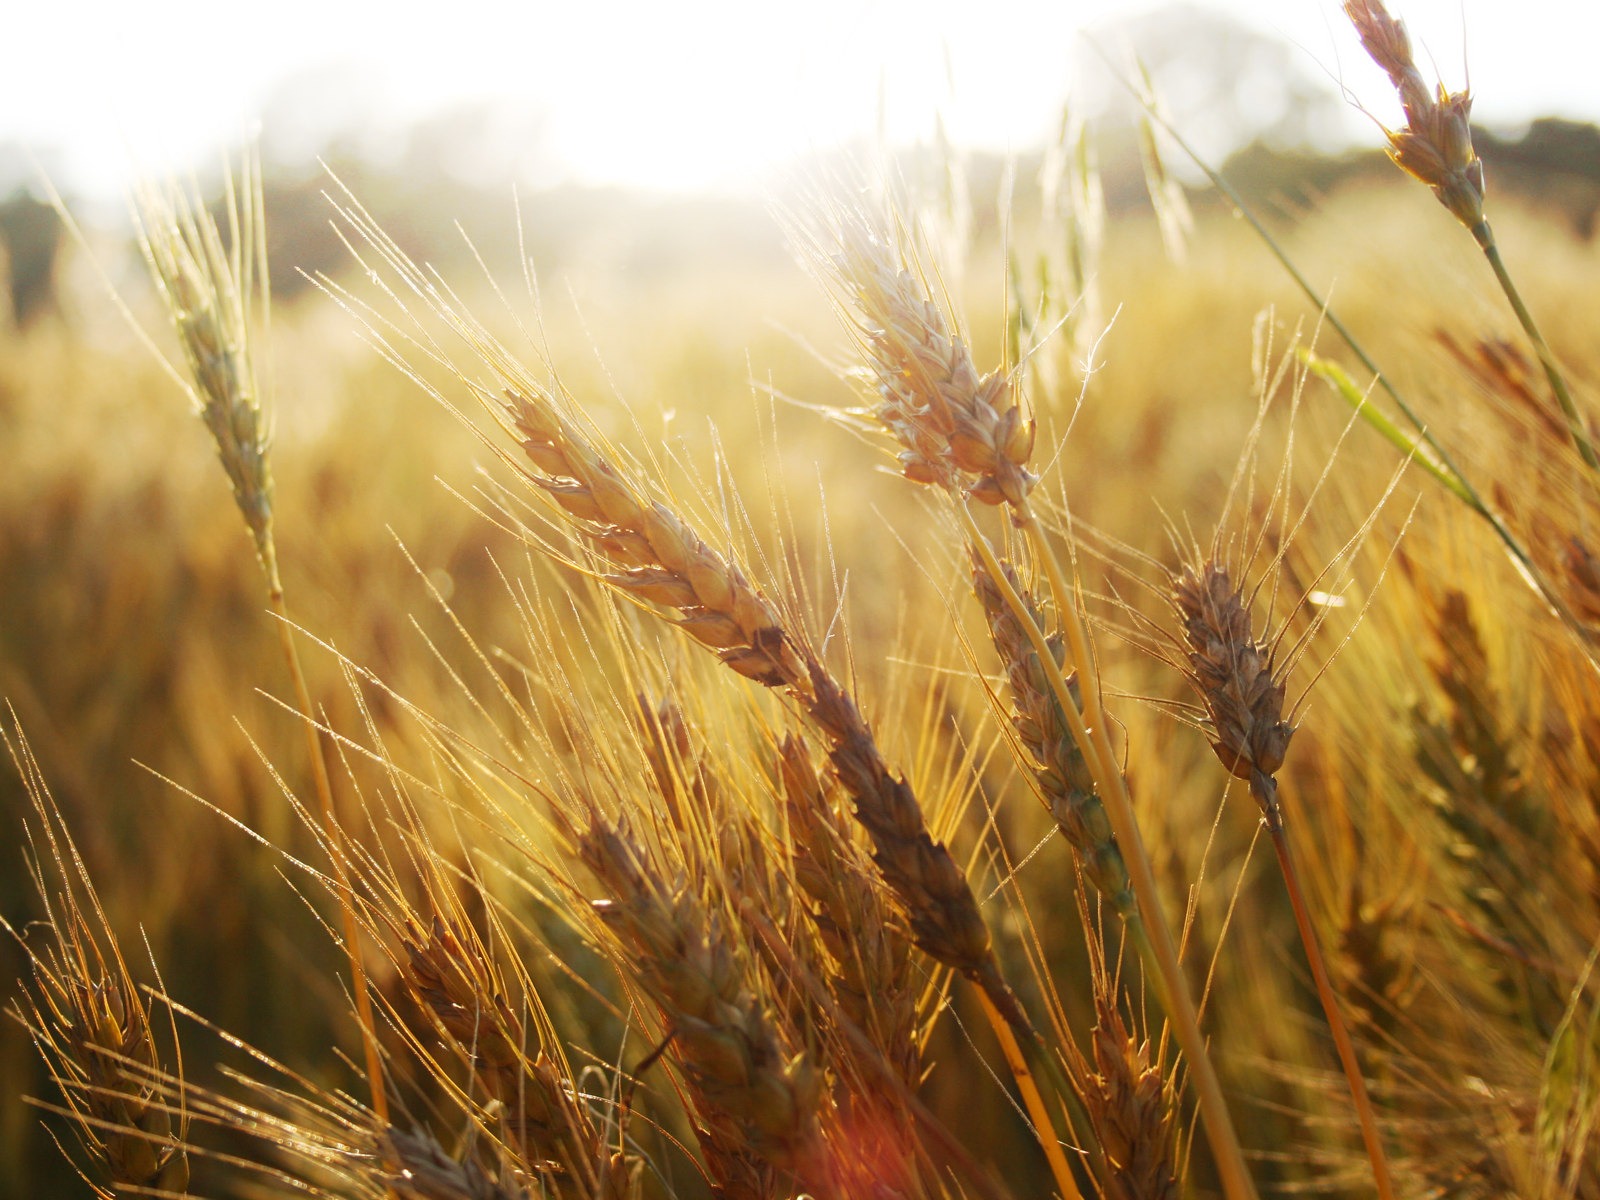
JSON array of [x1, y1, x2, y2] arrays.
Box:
[[971, 552, 1135, 915]]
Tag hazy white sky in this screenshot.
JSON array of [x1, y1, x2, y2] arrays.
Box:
[[1, 0, 1586, 197]]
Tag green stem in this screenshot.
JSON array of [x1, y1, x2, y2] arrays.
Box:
[[1113, 74, 1599, 671], [1478, 227, 1600, 475]]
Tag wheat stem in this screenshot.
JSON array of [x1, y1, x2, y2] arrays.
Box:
[[977, 989, 1085, 1200], [265, 584, 388, 1129], [961, 506, 1259, 1200], [1478, 234, 1600, 476], [1265, 801, 1395, 1200], [1102, 41, 1600, 672]]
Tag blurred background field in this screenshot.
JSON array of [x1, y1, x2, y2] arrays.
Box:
[[4, 3, 1600, 1198]]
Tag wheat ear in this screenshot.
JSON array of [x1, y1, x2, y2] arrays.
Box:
[[581, 816, 824, 1196], [509, 377, 1030, 1036], [1345, 0, 1598, 476], [971, 552, 1134, 915], [778, 733, 921, 1091], [133, 160, 388, 1124], [810, 203, 1259, 1200], [401, 915, 636, 1199], [1173, 556, 1395, 1200]]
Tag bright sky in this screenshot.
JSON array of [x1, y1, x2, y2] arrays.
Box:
[[2, 0, 1590, 198]]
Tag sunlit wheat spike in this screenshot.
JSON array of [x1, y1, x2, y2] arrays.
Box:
[[1172, 559, 1295, 818], [381, 1126, 528, 1200], [400, 915, 627, 1195], [777, 733, 920, 1089], [1344, 0, 1485, 234], [2, 718, 191, 1197], [799, 656, 1029, 1032], [134, 156, 276, 572], [507, 384, 805, 687], [803, 205, 1037, 507], [1085, 986, 1181, 1200], [522, 367, 1029, 1031], [322, 188, 1029, 1035], [579, 817, 824, 1191]]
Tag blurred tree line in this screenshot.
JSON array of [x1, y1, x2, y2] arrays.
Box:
[[3, 1, 1600, 332]]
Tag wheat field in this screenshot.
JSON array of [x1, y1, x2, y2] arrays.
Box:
[[4, 7, 1600, 1198]]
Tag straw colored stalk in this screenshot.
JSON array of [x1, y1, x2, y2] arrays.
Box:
[[1171, 556, 1396, 1200], [2, 718, 189, 1197], [322, 192, 1029, 1040], [1344, 0, 1599, 475], [134, 162, 388, 1124], [510, 381, 996, 987], [514, 379, 1026, 1031], [814, 204, 1258, 1200]]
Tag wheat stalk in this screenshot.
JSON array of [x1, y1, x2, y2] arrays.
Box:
[[1345, 0, 1599, 477], [1172, 555, 1395, 1200], [804, 197, 1259, 1200], [132, 157, 389, 1126]]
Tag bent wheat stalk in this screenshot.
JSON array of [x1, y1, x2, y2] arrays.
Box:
[[322, 183, 1032, 1048], [1094, 37, 1600, 670]]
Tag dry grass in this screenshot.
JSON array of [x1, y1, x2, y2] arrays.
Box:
[[4, 23, 1600, 1195]]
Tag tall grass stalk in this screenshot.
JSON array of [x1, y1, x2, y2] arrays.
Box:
[[964, 511, 1259, 1200], [1343, 0, 1600, 477], [1173, 559, 1396, 1199], [1092, 36, 1600, 672], [800, 199, 1260, 1199], [132, 158, 389, 1126]]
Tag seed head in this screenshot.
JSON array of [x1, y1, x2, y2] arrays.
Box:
[[823, 214, 1038, 507], [1345, 0, 1487, 235], [1173, 560, 1295, 820]]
